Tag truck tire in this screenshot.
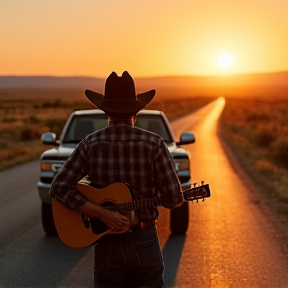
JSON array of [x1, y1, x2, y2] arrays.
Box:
[[41, 202, 57, 235], [170, 201, 189, 234]]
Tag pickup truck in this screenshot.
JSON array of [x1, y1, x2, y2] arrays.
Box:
[[38, 109, 195, 235]]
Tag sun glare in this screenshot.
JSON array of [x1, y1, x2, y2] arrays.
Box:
[[218, 53, 234, 68]]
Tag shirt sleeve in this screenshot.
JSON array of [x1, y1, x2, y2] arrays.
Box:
[[155, 140, 183, 209], [49, 140, 90, 211]]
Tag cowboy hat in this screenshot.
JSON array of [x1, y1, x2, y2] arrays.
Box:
[[84, 71, 155, 114]]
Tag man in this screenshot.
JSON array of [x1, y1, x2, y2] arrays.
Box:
[[50, 71, 183, 288]]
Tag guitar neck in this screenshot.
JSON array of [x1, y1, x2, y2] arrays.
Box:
[[116, 184, 211, 213], [116, 197, 161, 213]]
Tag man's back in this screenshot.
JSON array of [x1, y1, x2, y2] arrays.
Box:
[[79, 124, 182, 220]]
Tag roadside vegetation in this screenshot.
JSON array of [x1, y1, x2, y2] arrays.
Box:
[[219, 96, 288, 215], [2, 88, 288, 217], [0, 88, 215, 171]]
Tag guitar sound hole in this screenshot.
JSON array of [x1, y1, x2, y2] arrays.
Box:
[[90, 201, 117, 235]]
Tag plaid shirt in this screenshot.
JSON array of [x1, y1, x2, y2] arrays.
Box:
[[50, 124, 183, 221]]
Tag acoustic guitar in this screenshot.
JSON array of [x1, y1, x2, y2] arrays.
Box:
[[52, 181, 210, 248]]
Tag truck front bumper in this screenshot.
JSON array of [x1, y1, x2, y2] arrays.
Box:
[[37, 182, 52, 204]]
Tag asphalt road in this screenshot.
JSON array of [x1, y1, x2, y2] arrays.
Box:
[[1, 98, 288, 288]]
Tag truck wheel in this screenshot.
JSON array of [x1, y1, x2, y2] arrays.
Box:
[[170, 201, 189, 234], [41, 202, 57, 235]]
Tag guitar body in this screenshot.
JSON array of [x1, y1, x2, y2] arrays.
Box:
[[53, 180, 211, 248], [52, 182, 138, 248]]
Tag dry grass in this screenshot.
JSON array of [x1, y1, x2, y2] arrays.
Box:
[[219, 96, 288, 212], [0, 89, 93, 170], [0, 88, 215, 171], [2, 88, 288, 216]]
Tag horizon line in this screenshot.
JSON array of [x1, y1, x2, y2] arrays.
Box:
[[1, 70, 288, 79]]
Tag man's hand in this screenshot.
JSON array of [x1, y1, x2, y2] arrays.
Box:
[[79, 201, 130, 231], [99, 209, 130, 232]]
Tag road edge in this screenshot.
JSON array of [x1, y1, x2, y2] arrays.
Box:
[[217, 120, 288, 255]]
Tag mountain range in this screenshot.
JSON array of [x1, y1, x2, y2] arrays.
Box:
[[1, 72, 287, 98]]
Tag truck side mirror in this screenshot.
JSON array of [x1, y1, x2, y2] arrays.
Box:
[[176, 132, 195, 146], [41, 132, 59, 146]]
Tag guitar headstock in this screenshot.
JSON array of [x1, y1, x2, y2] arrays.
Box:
[[183, 181, 211, 202]]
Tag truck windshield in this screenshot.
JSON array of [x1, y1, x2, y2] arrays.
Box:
[[62, 113, 173, 143]]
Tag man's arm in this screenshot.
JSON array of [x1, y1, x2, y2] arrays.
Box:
[[50, 140, 129, 231], [50, 141, 90, 211], [155, 140, 183, 209]]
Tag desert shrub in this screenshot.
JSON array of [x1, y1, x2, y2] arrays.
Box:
[[254, 128, 275, 147], [42, 99, 63, 108], [272, 140, 288, 168], [246, 112, 270, 122], [230, 124, 242, 134], [0, 139, 8, 148], [71, 101, 94, 111], [20, 127, 42, 141], [44, 118, 67, 136], [255, 160, 279, 176], [2, 117, 16, 123], [27, 115, 40, 124]]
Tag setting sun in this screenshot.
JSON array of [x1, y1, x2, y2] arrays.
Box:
[[218, 53, 234, 69]]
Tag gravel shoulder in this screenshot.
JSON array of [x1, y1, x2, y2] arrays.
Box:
[[217, 122, 288, 255]]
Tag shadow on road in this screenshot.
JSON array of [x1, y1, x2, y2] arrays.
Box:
[[0, 235, 91, 287], [162, 234, 186, 287]]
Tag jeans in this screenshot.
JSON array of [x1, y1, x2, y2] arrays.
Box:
[[94, 224, 164, 288]]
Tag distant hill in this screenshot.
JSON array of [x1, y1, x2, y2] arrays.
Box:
[[1, 72, 288, 99], [0, 76, 104, 89]]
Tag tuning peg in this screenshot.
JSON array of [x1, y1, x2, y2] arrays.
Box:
[[193, 183, 197, 187], [202, 198, 205, 202], [201, 180, 204, 186]]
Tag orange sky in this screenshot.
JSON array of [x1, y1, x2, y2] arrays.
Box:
[[1, 0, 288, 78]]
